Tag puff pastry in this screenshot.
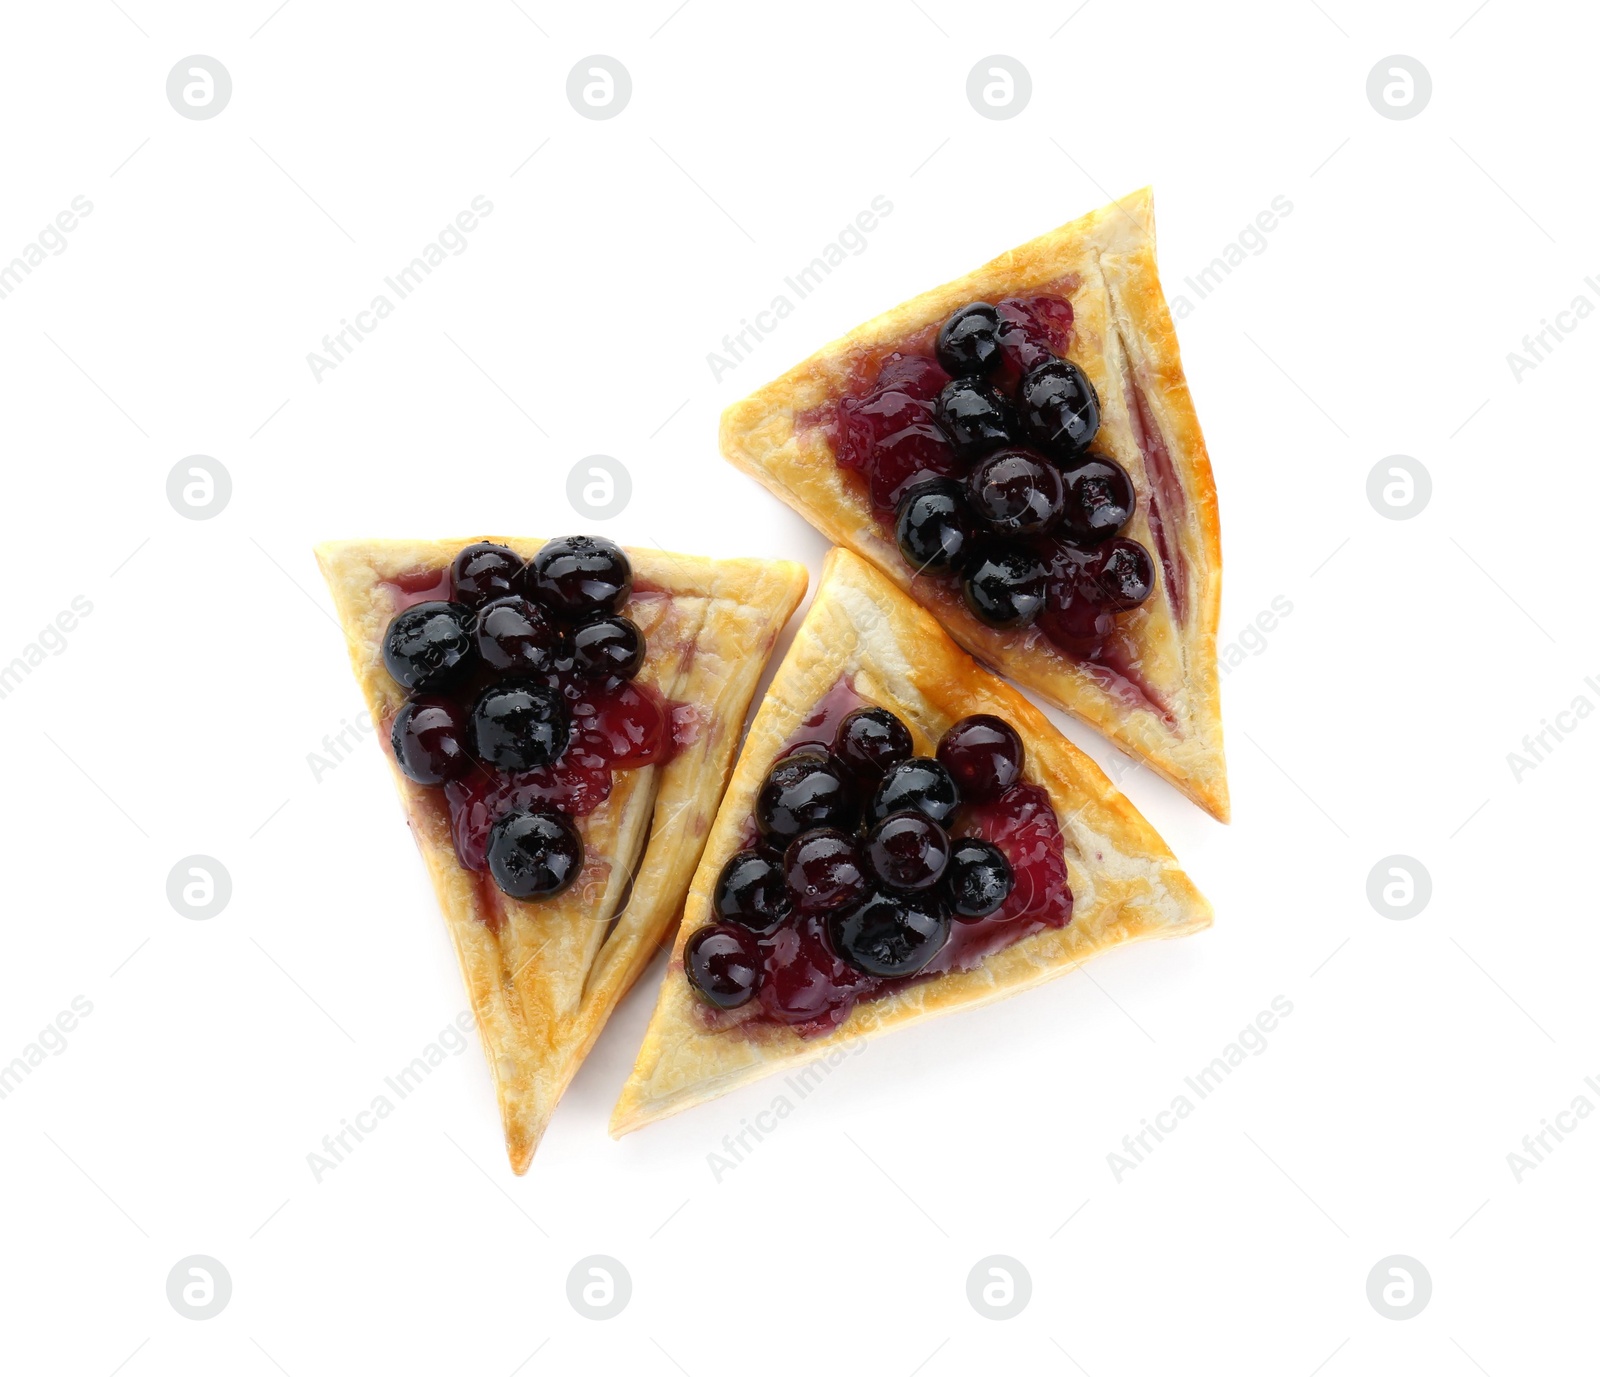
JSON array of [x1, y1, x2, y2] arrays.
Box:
[[611, 548, 1211, 1135], [317, 538, 806, 1171], [720, 188, 1228, 820]]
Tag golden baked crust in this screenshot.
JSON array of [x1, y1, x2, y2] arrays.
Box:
[[316, 538, 806, 1172], [610, 548, 1211, 1136], [720, 188, 1228, 821]]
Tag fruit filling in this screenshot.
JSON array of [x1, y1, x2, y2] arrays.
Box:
[[379, 537, 680, 903], [686, 683, 1072, 1035], [801, 293, 1169, 665]]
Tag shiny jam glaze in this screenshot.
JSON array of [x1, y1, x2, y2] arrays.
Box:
[[380, 567, 686, 879], [795, 289, 1176, 722], [711, 678, 1073, 1037]]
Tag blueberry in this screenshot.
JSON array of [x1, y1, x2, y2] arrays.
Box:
[[756, 753, 856, 842], [475, 596, 563, 675], [936, 714, 1024, 803], [1018, 359, 1100, 456], [829, 890, 950, 978], [685, 923, 763, 1010], [486, 809, 583, 899], [936, 302, 1003, 377], [1059, 456, 1136, 546], [965, 447, 1065, 537], [471, 680, 569, 771], [450, 541, 524, 609], [1079, 536, 1154, 610], [713, 848, 791, 934], [946, 838, 1013, 920], [865, 812, 951, 891], [895, 479, 972, 577], [935, 377, 1013, 459], [571, 614, 646, 679], [833, 706, 914, 782], [960, 543, 1047, 629], [382, 601, 474, 690], [528, 535, 632, 619], [783, 828, 869, 915], [869, 757, 961, 827], [390, 698, 472, 785]]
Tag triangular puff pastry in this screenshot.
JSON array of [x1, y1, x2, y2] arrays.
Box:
[[318, 538, 806, 1171], [720, 188, 1228, 820], [611, 548, 1211, 1136]]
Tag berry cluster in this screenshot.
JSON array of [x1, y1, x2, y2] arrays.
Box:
[[381, 536, 656, 902], [829, 296, 1155, 650], [685, 706, 1040, 1018]]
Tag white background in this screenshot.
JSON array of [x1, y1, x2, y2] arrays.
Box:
[[0, 1, 1593, 1372]]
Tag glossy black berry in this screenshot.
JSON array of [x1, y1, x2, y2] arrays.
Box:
[[685, 923, 763, 1010], [713, 848, 791, 934], [382, 601, 474, 690], [965, 447, 1065, 537], [528, 535, 632, 619], [936, 302, 1003, 377], [946, 838, 1014, 920], [935, 377, 1013, 459], [390, 698, 471, 785], [869, 757, 961, 827], [960, 544, 1047, 629], [475, 596, 562, 675], [829, 890, 950, 978], [833, 706, 914, 782], [486, 809, 583, 899], [571, 615, 646, 680], [1059, 456, 1136, 546], [1079, 537, 1154, 610], [866, 811, 951, 891], [783, 828, 870, 915], [450, 541, 524, 609], [1018, 358, 1100, 456], [471, 680, 569, 771], [895, 480, 971, 577], [756, 754, 856, 842], [936, 714, 1024, 803]]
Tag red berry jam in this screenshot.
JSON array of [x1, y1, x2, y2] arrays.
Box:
[[798, 291, 1175, 712], [690, 679, 1072, 1035], [378, 539, 686, 904]]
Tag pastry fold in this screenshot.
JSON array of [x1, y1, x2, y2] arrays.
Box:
[[611, 548, 1211, 1136], [720, 188, 1228, 820], [319, 538, 807, 1172]]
